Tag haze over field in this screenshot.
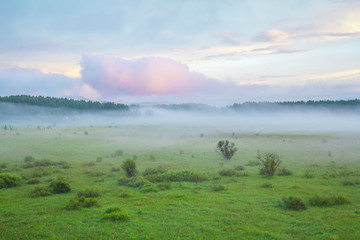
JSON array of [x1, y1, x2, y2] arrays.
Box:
[[1, 0, 360, 105]]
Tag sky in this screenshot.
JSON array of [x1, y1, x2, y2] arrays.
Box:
[[0, 0, 359, 105]]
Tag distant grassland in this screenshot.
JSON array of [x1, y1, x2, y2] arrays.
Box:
[[1, 125, 360, 239]]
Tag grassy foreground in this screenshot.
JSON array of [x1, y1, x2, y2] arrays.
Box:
[[1, 125, 360, 239]]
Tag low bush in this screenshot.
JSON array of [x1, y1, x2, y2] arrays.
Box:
[[280, 196, 307, 210], [157, 182, 171, 191], [27, 178, 40, 184], [77, 188, 100, 198], [30, 186, 53, 197], [0, 174, 22, 188], [219, 169, 238, 177], [31, 168, 51, 178], [34, 159, 52, 167], [309, 194, 351, 207], [277, 167, 292, 176], [96, 157, 102, 163], [245, 160, 260, 166], [342, 180, 357, 186], [212, 184, 226, 192], [102, 208, 130, 222], [261, 182, 273, 188], [304, 169, 314, 178], [83, 162, 95, 167], [145, 170, 206, 183], [118, 176, 150, 188], [143, 166, 167, 176], [66, 196, 99, 209], [112, 150, 123, 157], [119, 190, 131, 198], [140, 184, 159, 193], [50, 179, 71, 193], [234, 165, 245, 171], [122, 159, 137, 177], [24, 156, 35, 163], [111, 167, 121, 172], [21, 162, 35, 169]]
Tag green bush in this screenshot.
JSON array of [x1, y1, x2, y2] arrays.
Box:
[[280, 196, 307, 210], [31, 168, 51, 178], [111, 167, 121, 172], [234, 165, 245, 171], [30, 186, 53, 197], [66, 196, 99, 209], [140, 184, 159, 193], [118, 176, 150, 188], [342, 180, 356, 186], [0, 174, 22, 188], [261, 183, 273, 188], [245, 160, 260, 166], [50, 179, 71, 193], [119, 190, 131, 198], [21, 162, 35, 169], [113, 150, 123, 157], [121, 159, 137, 177], [217, 140, 237, 160], [304, 169, 314, 178], [102, 208, 130, 222], [258, 152, 281, 177], [309, 194, 351, 207], [143, 166, 167, 176], [34, 159, 52, 167], [96, 157, 102, 162], [212, 184, 226, 192], [157, 182, 171, 191], [219, 169, 238, 177], [144, 170, 206, 183], [277, 167, 292, 176], [27, 178, 40, 184], [24, 156, 35, 163], [77, 188, 100, 198]]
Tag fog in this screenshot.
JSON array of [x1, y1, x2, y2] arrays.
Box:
[[1, 102, 360, 134]]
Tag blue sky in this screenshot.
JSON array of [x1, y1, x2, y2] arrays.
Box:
[[0, 0, 359, 105]]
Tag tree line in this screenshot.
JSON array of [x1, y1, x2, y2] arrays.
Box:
[[0, 95, 129, 111]]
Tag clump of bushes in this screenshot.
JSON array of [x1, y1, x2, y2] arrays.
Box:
[[111, 167, 121, 172], [342, 180, 357, 186], [21, 162, 35, 169], [112, 150, 123, 157], [261, 182, 273, 188], [83, 162, 95, 167], [96, 157, 102, 163], [30, 186, 53, 197], [219, 169, 238, 177], [140, 184, 159, 193], [245, 160, 260, 166], [50, 179, 71, 193], [308, 194, 351, 207], [118, 176, 150, 188], [143, 166, 167, 176], [157, 182, 171, 191], [257, 152, 281, 177], [277, 167, 292, 176], [102, 207, 130, 222], [66, 196, 99, 210], [212, 184, 226, 192], [27, 178, 40, 184], [217, 140, 237, 160], [0, 174, 22, 188], [77, 188, 100, 198], [24, 156, 35, 163], [122, 159, 137, 177], [280, 196, 307, 210], [31, 168, 51, 178], [119, 190, 131, 198], [304, 169, 314, 178], [234, 165, 245, 171]]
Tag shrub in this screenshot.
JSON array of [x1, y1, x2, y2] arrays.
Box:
[[121, 159, 137, 177], [24, 156, 35, 163], [277, 167, 292, 176], [21, 162, 35, 169], [261, 183, 273, 188], [113, 150, 123, 157], [309, 194, 351, 207], [219, 169, 238, 177], [118, 176, 150, 188], [144, 170, 206, 183], [0, 174, 22, 188], [342, 180, 356, 186], [83, 162, 95, 167], [30, 186, 53, 197], [27, 178, 40, 184], [280, 196, 307, 210], [140, 184, 159, 193], [111, 167, 121, 172], [66, 196, 99, 209], [217, 140, 237, 160], [50, 179, 71, 193], [119, 190, 131, 198], [258, 152, 281, 177], [96, 157, 102, 163], [234, 165, 245, 171], [143, 166, 167, 176], [245, 160, 260, 166], [77, 188, 100, 198], [102, 208, 130, 222], [34, 159, 52, 167], [157, 182, 171, 191], [31, 168, 51, 178], [149, 154, 156, 161], [304, 169, 314, 178], [212, 184, 226, 192]]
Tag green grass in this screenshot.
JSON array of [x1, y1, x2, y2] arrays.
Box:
[[1, 126, 360, 239]]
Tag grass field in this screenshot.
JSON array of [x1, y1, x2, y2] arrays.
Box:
[[1, 124, 360, 239]]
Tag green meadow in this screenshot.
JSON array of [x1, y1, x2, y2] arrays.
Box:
[[1, 125, 360, 239]]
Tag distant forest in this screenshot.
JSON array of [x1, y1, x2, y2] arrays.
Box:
[[0, 95, 129, 111]]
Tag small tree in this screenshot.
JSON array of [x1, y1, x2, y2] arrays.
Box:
[[217, 140, 237, 160], [122, 159, 137, 177], [257, 152, 281, 177]]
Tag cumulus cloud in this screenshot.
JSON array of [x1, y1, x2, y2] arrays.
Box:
[[81, 55, 211, 96]]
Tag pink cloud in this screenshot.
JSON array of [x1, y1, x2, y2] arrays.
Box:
[[81, 55, 210, 96], [253, 29, 290, 42]]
